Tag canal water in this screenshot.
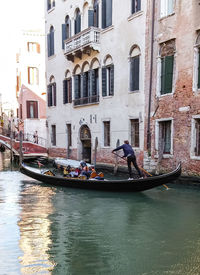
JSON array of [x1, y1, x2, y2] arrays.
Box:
[[0, 154, 200, 274]]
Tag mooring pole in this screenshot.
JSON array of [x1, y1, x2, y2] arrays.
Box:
[[19, 130, 23, 166]]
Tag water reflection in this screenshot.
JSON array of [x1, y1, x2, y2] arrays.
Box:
[[18, 182, 56, 274]]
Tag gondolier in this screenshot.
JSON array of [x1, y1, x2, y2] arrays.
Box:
[[112, 140, 143, 179]]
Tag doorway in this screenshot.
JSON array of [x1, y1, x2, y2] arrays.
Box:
[[80, 125, 91, 163]]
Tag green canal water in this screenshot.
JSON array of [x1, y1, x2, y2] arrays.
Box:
[[0, 156, 200, 274]]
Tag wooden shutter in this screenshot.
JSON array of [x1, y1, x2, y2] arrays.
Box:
[[83, 73, 87, 97], [69, 78, 72, 103], [91, 70, 96, 95], [36, 43, 40, 53], [110, 65, 114, 95], [198, 51, 200, 89], [132, 56, 139, 91], [26, 101, 30, 118], [74, 75, 80, 99], [34, 101, 38, 118], [62, 24, 67, 49], [132, 0, 135, 13], [50, 29, 54, 56], [102, 67, 107, 96], [137, 0, 141, 11], [88, 9, 94, 27], [47, 85, 51, 106], [63, 79, 67, 104], [53, 83, 56, 106], [47, 0, 50, 10], [102, 0, 106, 28], [106, 0, 112, 27], [52, 0, 55, 7], [164, 55, 174, 94], [47, 33, 51, 57]]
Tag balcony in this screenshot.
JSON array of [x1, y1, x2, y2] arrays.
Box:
[[64, 27, 101, 62], [73, 95, 99, 107]]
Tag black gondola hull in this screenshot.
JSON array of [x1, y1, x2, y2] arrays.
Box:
[[20, 162, 181, 192]]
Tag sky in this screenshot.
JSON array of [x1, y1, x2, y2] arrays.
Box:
[[0, 0, 45, 108]]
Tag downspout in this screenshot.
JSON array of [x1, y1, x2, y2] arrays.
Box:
[[147, 0, 156, 153]]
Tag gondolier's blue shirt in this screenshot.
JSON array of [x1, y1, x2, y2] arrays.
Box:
[[113, 144, 135, 157]]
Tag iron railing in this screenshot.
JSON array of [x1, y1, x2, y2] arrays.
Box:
[[74, 95, 99, 106]]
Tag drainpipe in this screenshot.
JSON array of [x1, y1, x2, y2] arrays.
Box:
[[147, 0, 156, 153]]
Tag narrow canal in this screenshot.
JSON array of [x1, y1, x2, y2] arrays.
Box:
[[0, 153, 200, 274]]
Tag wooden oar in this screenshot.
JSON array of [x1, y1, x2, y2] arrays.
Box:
[[112, 152, 169, 190]]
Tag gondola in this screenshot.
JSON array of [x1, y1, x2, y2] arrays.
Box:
[[20, 162, 181, 192]]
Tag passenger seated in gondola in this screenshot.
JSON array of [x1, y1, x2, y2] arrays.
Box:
[[63, 167, 69, 177], [69, 168, 79, 178]]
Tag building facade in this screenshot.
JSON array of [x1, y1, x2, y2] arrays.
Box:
[[45, 0, 146, 166], [16, 30, 47, 141], [145, 0, 200, 175]]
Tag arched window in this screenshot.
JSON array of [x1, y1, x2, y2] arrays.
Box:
[[47, 0, 55, 11], [102, 55, 114, 96], [47, 26, 54, 57], [75, 9, 81, 34], [62, 16, 71, 49], [90, 58, 100, 101], [131, 0, 141, 14], [47, 76, 56, 107], [63, 71, 72, 104], [88, 0, 99, 27], [74, 66, 82, 105], [130, 46, 140, 92]]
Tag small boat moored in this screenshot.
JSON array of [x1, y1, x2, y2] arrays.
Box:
[[20, 162, 181, 192]]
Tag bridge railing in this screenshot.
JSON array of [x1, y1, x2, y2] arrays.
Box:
[[0, 128, 47, 148]]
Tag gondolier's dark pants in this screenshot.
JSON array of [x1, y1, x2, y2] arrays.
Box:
[[127, 155, 143, 178]]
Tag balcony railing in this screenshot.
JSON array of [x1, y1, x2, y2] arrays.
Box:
[[73, 95, 99, 106], [64, 27, 101, 61]]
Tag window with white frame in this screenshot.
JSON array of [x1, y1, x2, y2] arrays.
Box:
[[103, 121, 110, 147], [159, 40, 175, 95], [160, 0, 174, 18], [191, 117, 200, 158], [130, 119, 139, 147], [47, 26, 55, 57], [47, 0, 55, 11], [28, 67, 39, 85], [131, 0, 141, 14], [158, 120, 172, 155]]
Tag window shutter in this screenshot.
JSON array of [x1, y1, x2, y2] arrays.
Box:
[[198, 51, 200, 89], [47, 0, 50, 11], [34, 101, 38, 118], [160, 57, 165, 94], [78, 14, 81, 33], [52, 0, 55, 8], [62, 24, 67, 49], [102, 67, 107, 96], [63, 79, 67, 104], [47, 33, 50, 57], [94, 2, 99, 27], [132, 0, 135, 13], [137, 0, 141, 11], [37, 43, 40, 53], [83, 73, 87, 97], [74, 75, 80, 99], [26, 101, 30, 118], [102, 0, 106, 28], [91, 70, 96, 95], [47, 85, 50, 106], [88, 9, 94, 27], [50, 30, 54, 56], [110, 64, 114, 95], [53, 83, 57, 106], [130, 59, 134, 91], [164, 55, 174, 94], [133, 56, 139, 91], [106, 0, 112, 27], [69, 78, 72, 103]]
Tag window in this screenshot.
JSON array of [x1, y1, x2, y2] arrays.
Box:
[[47, 77, 56, 107], [130, 119, 139, 147], [91, 68, 99, 98], [47, 26, 54, 57], [130, 57, 140, 91], [26, 101, 38, 119], [51, 125, 56, 146], [28, 67, 39, 85], [160, 0, 174, 17], [63, 78, 72, 104], [198, 49, 200, 89], [193, 33, 200, 91], [83, 71, 90, 99], [131, 0, 141, 14], [104, 121, 110, 147], [47, 0, 55, 11], [159, 40, 175, 95], [27, 42, 40, 53], [102, 65, 114, 96], [62, 16, 71, 49], [20, 104, 22, 119], [67, 124, 72, 147], [159, 120, 171, 154], [75, 9, 81, 34], [88, 0, 99, 27], [74, 74, 81, 101], [102, 0, 112, 29]]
